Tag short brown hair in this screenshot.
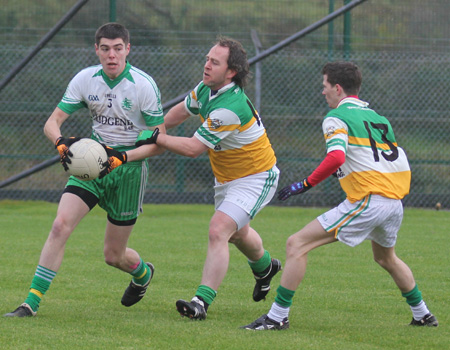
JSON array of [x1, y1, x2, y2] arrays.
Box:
[[95, 23, 129, 46], [322, 61, 362, 95], [215, 36, 250, 88]]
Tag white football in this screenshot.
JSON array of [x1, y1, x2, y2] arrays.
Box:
[[67, 138, 108, 181]]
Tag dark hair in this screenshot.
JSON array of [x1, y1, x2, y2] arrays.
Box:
[[215, 36, 250, 88], [322, 61, 362, 95], [95, 23, 130, 46]]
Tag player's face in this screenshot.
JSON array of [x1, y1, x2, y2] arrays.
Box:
[[203, 45, 236, 91], [95, 38, 130, 80], [322, 75, 341, 109]]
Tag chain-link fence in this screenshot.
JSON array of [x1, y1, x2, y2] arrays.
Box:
[[1, 0, 449, 209]]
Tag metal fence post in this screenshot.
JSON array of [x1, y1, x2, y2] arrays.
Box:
[[251, 29, 262, 113], [344, 0, 352, 60], [109, 0, 117, 22]]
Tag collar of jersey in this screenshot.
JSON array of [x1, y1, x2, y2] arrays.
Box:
[[337, 96, 369, 108], [94, 61, 135, 89], [209, 81, 237, 99]]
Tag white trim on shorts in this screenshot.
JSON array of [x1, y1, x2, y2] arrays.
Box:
[[214, 165, 279, 230], [317, 194, 404, 247]]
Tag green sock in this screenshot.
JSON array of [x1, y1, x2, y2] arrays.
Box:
[[131, 259, 151, 286], [25, 265, 57, 312], [248, 250, 271, 275], [195, 285, 217, 306], [274, 285, 296, 308], [402, 284, 423, 306]]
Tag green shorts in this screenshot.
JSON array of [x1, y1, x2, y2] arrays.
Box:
[[65, 160, 149, 223]]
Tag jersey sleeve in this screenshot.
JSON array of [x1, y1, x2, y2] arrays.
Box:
[[307, 150, 346, 186], [139, 80, 164, 127], [194, 108, 241, 149], [322, 116, 348, 154], [184, 82, 203, 116], [57, 71, 87, 114]]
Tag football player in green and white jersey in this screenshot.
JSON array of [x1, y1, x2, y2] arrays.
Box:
[[4, 23, 165, 317], [242, 61, 438, 330], [106, 37, 282, 321]]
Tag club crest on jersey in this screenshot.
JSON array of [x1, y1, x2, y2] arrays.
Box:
[[121, 98, 133, 111], [325, 126, 336, 137], [209, 118, 223, 129]]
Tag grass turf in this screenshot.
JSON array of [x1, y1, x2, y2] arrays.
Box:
[[0, 200, 448, 349]]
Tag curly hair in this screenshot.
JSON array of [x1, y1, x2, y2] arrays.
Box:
[[215, 36, 250, 88]]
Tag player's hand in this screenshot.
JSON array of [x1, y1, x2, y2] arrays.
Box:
[[135, 128, 160, 147], [99, 146, 128, 178], [277, 178, 312, 201], [55, 136, 81, 171]]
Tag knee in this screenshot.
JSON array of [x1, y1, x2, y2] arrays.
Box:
[[208, 224, 229, 244], [50, 216, 72, 240], [286, 234, 303, 258], [104, 249, 121, 267], [373, 254, 394, 270]]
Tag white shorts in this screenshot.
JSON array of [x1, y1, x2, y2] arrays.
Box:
[[317, 194, 404, 248], [215, 165, 279, 230]]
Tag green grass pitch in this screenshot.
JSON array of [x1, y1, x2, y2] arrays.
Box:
[[0, 200, 448, 349]]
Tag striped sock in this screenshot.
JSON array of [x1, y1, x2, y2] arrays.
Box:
[[24, 265, 57, 312], [131, 259, 151, 286]]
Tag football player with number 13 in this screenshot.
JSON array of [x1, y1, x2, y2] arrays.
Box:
[[242, 61, 438, 330]]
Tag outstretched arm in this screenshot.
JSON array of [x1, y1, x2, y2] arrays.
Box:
[[307, 150, 345, 186], [278, 150, 345, 201], [164, 101, 191, 129]]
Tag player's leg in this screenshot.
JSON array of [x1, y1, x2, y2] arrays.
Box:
[[280, 219, 336, 291], [100, 161, 154, 307], [231, 223, 282, 302], [4, 192, 91, 317], [103, 220, 138, 271], [103, 220, 154, 307], [202, 210, 238, 289], [372, 243, 415, 291], [241, 219, 336, 330], [176, 209, 240, 320], [371, 242, 438, 326], [225, 167, 281, 302], [268, 219, 335, 320]]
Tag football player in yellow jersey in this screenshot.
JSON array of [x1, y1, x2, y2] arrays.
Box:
[[110, 37, 281, 320], [241, 61, 438, 330]]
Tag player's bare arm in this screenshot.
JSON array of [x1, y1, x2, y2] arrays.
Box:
[[43, 107, 70, 144], [157, 133, 208, 158], [164, 101, 191, 129]]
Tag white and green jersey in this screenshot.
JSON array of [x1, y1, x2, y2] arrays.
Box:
[[185, 81, 276, 183], [323, 97, 411, 202], [58, 62, 163, 148]]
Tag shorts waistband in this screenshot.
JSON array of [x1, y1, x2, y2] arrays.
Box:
[[365, 194, 401, 203]]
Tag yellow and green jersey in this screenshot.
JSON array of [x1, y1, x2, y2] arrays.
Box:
[[323, 97, 411, 202], [185, 81, 276, 183]]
